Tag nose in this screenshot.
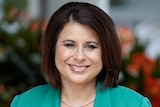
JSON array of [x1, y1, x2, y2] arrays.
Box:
[[73, 47, 86, 61]]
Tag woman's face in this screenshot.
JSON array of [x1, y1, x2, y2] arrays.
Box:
[[55, 22, 102, 85]]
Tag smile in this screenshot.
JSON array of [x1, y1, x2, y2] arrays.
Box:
[[69, 64, 89, 72]]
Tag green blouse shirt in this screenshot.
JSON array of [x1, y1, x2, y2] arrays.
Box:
[[10, 83, 152, 107]]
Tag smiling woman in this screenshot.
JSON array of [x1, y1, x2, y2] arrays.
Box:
[[10, 2, 152, 107], [55, 22, 102, 86]]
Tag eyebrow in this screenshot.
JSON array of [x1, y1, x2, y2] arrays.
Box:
[[62, 40, 100, 45], [62, 40, 75, 43], [86, 41, 100, 45]]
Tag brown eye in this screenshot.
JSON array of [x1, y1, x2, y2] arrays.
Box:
[[86, 45, 97, 50], [64, 43, 75, 48]]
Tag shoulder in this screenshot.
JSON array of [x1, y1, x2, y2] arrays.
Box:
[[10, 84, 59, 107], [19, 84, 53, 98], [97, 85, 151, 107], [109, 85, 151, 107], [110, 85, 142, 97]]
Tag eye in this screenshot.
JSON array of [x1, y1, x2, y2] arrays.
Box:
[[64, 43, 75, 48], [86, 45, 97, 50]]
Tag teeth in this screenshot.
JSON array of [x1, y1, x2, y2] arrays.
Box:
[[70, 65, 87, 72]]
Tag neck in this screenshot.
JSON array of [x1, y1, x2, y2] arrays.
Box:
[[61, 82, 96, 106]]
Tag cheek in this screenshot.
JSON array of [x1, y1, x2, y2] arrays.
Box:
[[55, 47, 66, 71], [55, 47, 71, 62], [88, 51, 102, 64]]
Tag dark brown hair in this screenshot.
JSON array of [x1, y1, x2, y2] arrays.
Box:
[[40, 2, 122, 89]]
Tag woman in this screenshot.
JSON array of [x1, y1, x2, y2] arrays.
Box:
[[11, 2, 152, 107]]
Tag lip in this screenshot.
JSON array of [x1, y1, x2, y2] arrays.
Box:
[[69, 64, 89, 72]]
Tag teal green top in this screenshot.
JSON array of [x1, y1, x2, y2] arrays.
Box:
[[10, 83, 152, 107]]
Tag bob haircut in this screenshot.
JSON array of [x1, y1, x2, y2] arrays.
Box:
[[40, 2, 122, 89]]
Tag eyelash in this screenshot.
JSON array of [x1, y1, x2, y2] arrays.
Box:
[[86, 45, 97, 50], [63, 43, 97, 50], [64, 43, 75, 48]]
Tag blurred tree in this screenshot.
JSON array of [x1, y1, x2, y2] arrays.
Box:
[[0, 1, 47, 106]]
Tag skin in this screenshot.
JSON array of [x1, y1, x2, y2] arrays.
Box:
[[55, 22, 103, 106]]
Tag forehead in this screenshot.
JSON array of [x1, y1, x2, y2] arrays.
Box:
[[58, 22, 100, 41]]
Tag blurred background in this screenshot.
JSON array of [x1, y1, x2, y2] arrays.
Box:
[[0, 0, 160, 107]]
